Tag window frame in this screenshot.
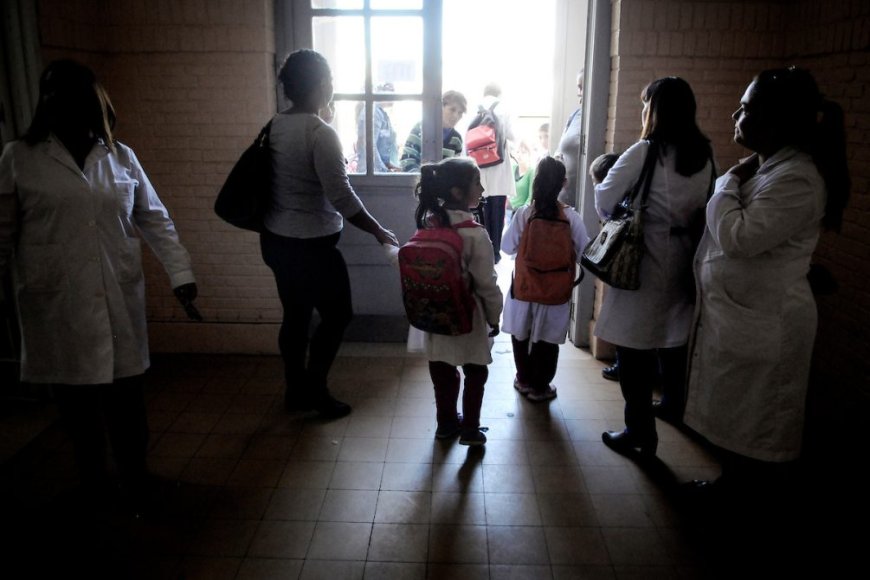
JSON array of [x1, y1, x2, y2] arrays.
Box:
[[277, 0, 443, 185]]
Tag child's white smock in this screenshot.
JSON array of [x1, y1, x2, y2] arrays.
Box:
[[423, 210, 503, 365]]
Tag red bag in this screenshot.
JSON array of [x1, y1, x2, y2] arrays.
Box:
[[466, 103, 504, 168], [513, 206, 582, 305], [399, 220, 481, 336]]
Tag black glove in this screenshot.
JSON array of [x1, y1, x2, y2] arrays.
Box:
[[173, 282, 202, 321]]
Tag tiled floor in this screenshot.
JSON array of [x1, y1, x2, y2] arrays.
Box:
[[0, 264, 853, 579], [6, 337, 837, 580]]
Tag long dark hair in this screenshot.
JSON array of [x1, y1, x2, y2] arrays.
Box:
[[640, 76, 711, 177], [24, 59, 116, 152], [751, 67, 850, 231], [531, 156, 566, 219], [414, 157, 479, 228]]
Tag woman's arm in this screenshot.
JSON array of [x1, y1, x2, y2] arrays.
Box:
[[707, 170, 821, 258]]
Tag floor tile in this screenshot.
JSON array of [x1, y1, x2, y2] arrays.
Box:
[[364, 561, 426, 580], [278, 460, 335, 489], [306, 522, 372, 560], [490, 564, 554, 580], [236, 557, 305, 580], [430, 492, 487, 524], [367, 523, 429, 562], [329, 461, 384, 490], [427, 563, 490, 580], [428, 524, 488, 563], [600, 528, 671, 566], [337, 437, 388, 462], [590, 494, 656, 528], [299, 559, 365, 580], [487, 525, 549, 565], [381, 462, 433, 491], [319, 489, 379, 522], [265, 487, 326, 520], [537, 492, 598, 526], [544, 527, 610, 566], [375, 490, 432, 523], [485, 493, 542, 525], [248, 520, 315, 559]]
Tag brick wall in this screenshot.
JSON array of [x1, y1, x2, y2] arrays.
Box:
[[609, 0, 870, 451], [37, 0, 281, 350]]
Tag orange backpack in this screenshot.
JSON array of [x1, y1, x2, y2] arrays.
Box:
[[513, 206, 582, 305]]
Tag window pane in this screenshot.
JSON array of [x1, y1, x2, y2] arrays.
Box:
[[311, 0, 363, 8], [371, 17, 423, 95], [312, 16, 365, 94], [371, 0, 423, 9], [331, 100, 365, 174]]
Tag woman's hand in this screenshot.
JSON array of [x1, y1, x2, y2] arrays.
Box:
[[375, 227, 399, 247], [488, 324, 500, 338], [173, 282, 203, 321], [728, 153, 760, 185]]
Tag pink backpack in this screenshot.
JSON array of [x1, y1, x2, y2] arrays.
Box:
[[399, 220, 480, 336]]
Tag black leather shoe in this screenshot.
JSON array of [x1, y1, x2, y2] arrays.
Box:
[[602, 429, 658, 456], [602, 364, 619, 382], [313, 393, 352, 419]]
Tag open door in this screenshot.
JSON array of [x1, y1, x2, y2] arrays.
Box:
[[567, 0, 611, 348]]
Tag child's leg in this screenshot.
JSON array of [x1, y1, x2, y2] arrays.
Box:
[[511, 335, 531, 387], [529, 340, 560, 390], [429, 361, 461, 427], [459, 363, 488, 429]]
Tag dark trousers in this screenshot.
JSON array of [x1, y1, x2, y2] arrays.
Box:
[[428, 361, 488, 430], [53, 375, 149, 487], [511, 336, 559, 391], [616, 344, 688, 440], [482, 195, 506, 262], [261, 230, 353, 398]]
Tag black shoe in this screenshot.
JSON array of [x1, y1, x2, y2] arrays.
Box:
[[284, 391, 314, 412], [602, 429, 657, 456], [313, 393, 352, 419], [602, 364, 619, 381]]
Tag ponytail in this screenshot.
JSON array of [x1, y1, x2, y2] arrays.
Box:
[[414, 157, 479, 228], [814, 99, 850, 231], [753, 67, 851, 232], [531, 156, 566, 219]]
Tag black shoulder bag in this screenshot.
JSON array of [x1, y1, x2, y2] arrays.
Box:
[[214, 120, 273, 232]]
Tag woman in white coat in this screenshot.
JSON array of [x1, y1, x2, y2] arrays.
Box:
[[595, 77, 714, 456], [0, 61, 198, 502], [684, 68, 850, 494]]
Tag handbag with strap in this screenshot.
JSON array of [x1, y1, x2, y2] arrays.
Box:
[[581, 141, 659, 290], [214, 120, 273, 232]]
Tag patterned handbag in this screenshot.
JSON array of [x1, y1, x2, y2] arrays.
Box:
[[581, 142, 658, 290]]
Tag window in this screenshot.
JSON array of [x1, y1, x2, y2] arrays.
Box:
[[286, 0, 442, 178]]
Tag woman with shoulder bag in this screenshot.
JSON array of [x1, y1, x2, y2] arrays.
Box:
[[594, 77, 714, 456]]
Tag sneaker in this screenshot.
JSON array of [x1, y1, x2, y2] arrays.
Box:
[[526, 385, 557, 402], [513, 377, 532, 395], [459, 428, 487, 446], [435, 413, 463, 439], [602, 364, 619, 382]]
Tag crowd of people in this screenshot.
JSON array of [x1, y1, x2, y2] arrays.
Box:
[[0, 49, 849, 522]]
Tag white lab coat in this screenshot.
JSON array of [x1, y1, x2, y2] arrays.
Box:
[[423, 210, 503, 366], [0, 137, 195, 385], [593, 140, 713, 349], [684, 147, 825, 462], [501, 204, 589, 344]]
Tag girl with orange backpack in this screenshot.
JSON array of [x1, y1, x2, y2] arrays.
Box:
[[501, 157, 589, 401], [410, 157, 503, 445]]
